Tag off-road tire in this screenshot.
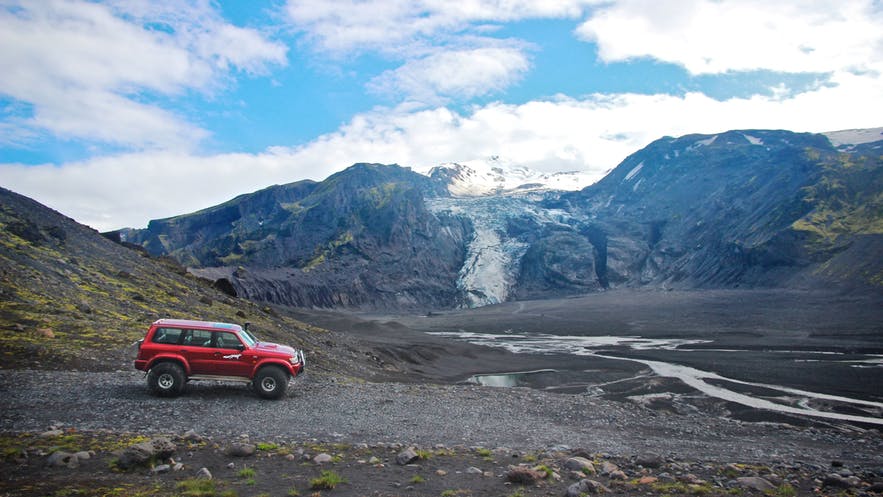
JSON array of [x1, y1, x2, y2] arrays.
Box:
[[253, 366, 288, 400], [147, 362, 186, 397]]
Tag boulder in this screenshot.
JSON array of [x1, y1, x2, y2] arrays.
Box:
[[505, 465, 546, 485], [736, 476, 776, 492], [565, 479, 609, 497], [636, 453, 664, 468], [226, 443, 256, 457], [396, 447, 419, 466], [196, 467, 212, 480], [563, 457, 596, 474], [823, 473, 861, 488], [46, 451, 78, 468], [313, 453, 333, 464], [599, 461, 619, 475], [117, 437, 176, 469]]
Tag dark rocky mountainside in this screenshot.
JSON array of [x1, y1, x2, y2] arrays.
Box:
[[123, 164, 470, 308], [558, 130, 883, 291], [120, 130, 883, 310]]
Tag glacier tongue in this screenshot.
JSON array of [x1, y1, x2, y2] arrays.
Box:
[[428, 195, 577, 308]]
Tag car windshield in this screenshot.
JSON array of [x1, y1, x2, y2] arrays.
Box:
[[238, 330, 257, 347]]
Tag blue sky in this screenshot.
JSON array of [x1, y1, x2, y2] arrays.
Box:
[[1, 0, 882, 231]]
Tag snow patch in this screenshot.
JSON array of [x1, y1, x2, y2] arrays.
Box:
[[743, 134, 763, 146], [427, 157, 597, 197], [624, 161, 644, 182], [695, 135, 718, 147], [823, 127, 883, 146]]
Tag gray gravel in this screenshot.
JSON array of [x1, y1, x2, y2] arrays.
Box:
[[1, 369, 880, 468]]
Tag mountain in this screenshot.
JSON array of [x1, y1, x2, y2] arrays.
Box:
[[560, 130, 883, 290], [123, 164, 471, 308], [119, 129, 883, 310]]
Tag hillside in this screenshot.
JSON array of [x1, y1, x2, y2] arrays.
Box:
[[120, 129, 883, 310], [0, 186, 380, 376]]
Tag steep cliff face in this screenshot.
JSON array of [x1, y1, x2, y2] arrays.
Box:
[[120, 130, 883, 310]]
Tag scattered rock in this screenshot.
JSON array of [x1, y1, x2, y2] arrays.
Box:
[[40, 429, 63, 438], [35, 328, 54, 339], [822, 473, 861, 488], [504, 465, 546, 485], [600, 461, 619, 475], [466, 466, 483, 475], [46, 451, 78, 468], [736, 476, 776, 492], [436, 469, 447, 476], [313, 453, 333, 464], [396, 447, 419, 466], [226, 443, 256, 457], [563, 457, 596, 474], [196, 467, 212, 480], [368, 456, 381, 464], [566, 479, 609, 496], [180, 429, 204, 443], [152, 464, 171, 474], [638, 476, 658, 485], [73, 451, 93, 461], [117, 437, 176, 469], [609, 469, 628, 480], [636, 453, 664, 468]]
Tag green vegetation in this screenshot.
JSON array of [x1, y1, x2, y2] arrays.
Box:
[[765, 484, 797, 497], [236, 467, 256, 479], [410, 475, 426, 484], [440, 490, 471, 497], [175, 479, 218, 497], [310, 470, 346, 490]]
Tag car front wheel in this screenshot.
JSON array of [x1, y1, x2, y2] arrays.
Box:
[[147, 362, 186, 397], [253, 366, 288, 399]]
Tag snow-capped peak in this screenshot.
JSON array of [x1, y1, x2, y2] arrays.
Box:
[[427, 157, 596, 197]]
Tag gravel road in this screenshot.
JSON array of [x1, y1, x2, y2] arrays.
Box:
[[1, 369, 880, 469]]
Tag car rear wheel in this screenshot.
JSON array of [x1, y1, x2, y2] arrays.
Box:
[[147, 362, 186, 397], [254, 366, 288, 399]]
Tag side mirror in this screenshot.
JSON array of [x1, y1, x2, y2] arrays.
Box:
[[236, 344, 245, 351]]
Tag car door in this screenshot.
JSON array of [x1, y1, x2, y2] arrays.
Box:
[[180, 329, 215, 375], [210, 331, 254, 378]]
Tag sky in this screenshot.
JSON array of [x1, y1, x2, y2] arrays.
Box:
[[1, 0, 882, 231]]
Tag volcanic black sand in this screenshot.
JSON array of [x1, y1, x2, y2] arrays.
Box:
[[292, 288, 883, 427]]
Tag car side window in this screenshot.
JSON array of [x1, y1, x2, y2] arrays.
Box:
[[215, 332, 241, 349], [152, 327, 183, 344], [182, 329, 213, 347]]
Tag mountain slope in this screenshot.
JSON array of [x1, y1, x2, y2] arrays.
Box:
[[564, 129, 883, 289], [0, 187, 374, 374]]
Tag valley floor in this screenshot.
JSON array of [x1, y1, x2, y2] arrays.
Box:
[[2, 289, 882, 496], [0, 370, 882, 496]]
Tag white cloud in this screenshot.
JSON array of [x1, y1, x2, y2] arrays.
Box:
[[0, 0, 286, 149], [576, 0, 883, 75], [285, 0, 593, 55], [5, 67, 881, 232], [285, 0, 594, 104], [367, 46, 531, 104]]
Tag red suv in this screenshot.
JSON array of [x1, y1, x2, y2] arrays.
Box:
[[134, 319, 305, 399]]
